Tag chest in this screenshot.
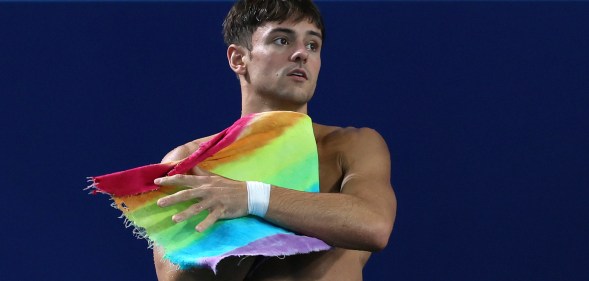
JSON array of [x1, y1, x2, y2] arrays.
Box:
[[316, 143, 344, 194]]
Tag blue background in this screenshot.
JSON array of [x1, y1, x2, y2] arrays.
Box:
[[1, 1, 588, 280]]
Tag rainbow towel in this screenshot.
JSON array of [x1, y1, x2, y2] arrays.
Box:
[[89, 111, 330, 272]]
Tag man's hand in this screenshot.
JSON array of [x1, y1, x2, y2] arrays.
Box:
[[154, 166, 248, 232]]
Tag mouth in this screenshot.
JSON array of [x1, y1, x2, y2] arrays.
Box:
[[287, 69, 308, 80]]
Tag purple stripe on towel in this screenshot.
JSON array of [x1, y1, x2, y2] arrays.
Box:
[[198, 234, 331, 273]]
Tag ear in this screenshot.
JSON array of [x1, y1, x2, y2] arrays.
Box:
[[227, 44, 248, 75]]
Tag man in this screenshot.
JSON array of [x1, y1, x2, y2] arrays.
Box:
[[153, 1, 396, 280]]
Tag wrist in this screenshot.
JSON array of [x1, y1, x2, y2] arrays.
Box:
[[246, 181, 271, 217]]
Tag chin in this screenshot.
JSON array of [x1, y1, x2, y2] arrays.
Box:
[[284, 91, 314, 105]]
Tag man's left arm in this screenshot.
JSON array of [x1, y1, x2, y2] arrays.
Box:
[[265, 128, 396, 250], [156, 128, 397, 251]]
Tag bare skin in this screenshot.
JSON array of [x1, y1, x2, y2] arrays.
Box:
[[153, 19, 397, 280], [154, 124, 395, 280]]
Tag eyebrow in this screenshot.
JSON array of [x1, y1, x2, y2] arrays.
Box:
[[269, 27, 323, 40]]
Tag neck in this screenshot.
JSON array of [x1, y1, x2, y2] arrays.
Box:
[[241, 97, 308, 116], [240, 88, 309, 117]]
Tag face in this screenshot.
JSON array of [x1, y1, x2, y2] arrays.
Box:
[[240, 19, 323, 109]]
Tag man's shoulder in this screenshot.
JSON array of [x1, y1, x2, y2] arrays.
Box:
[[313, 123, 390, 180], [313, 123, 386, 149], [161, 134, 218, 163]]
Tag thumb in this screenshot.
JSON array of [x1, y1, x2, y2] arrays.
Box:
[[191, 164, 213, 176]]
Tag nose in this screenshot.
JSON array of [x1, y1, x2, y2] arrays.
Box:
[[290, 43, 309, 64]]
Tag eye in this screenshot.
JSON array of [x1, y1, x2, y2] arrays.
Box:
[[306, 41, 320, 52], [273, 37, 289, 46]]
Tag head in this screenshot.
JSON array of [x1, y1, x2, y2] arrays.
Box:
[[223, 0, 325, 50], [223, 0, 325, 114]]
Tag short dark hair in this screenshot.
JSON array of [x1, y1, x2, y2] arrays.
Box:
[[222, 0, 325, 49]]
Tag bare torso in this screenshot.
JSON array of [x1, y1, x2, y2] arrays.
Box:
[[154, 123, 372, 281]]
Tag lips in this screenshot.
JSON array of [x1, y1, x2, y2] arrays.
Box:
[[287, 68, 308, 80]]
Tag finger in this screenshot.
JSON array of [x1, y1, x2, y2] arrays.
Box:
[[191, 165, 213, 176], [171, 201, 212, 223], [195, 208, 222, 232], [157, 188, 205, 207], [154, 174, 208, 187]]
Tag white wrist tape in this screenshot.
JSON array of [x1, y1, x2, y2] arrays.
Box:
[[246, 181, 271, 217]]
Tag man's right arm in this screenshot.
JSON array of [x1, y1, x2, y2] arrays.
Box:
[[153, 143, 192, 280], [152, 136, 254, 280]]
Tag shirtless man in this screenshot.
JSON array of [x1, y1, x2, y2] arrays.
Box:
[[153, 1, 396, 280]]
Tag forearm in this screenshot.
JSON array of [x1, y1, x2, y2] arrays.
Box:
[[264, 186, 393, 251]]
